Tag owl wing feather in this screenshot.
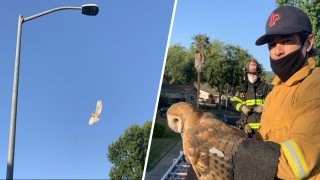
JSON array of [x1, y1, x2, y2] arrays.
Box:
[[183, 113, 246, 180], [96, 99, 102, 115]]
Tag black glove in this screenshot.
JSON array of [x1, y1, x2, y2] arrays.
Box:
[[233, 139, 280, 180]]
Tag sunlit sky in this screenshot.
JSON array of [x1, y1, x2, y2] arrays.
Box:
[[0, 0, 174, 179], [169, 0, 277, 71]]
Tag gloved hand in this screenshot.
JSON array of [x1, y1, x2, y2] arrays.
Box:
[[253, 105, 263, 113], [243, 123, 252, 134], [241, 105, 250, 115], [233, 139, 280, 180]]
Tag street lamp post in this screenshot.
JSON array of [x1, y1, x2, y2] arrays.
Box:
[[6, 4, 99, 179]]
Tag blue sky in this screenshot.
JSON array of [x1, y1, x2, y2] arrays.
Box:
[[0, 0, 174, 179], [169, 0, 278, 71]]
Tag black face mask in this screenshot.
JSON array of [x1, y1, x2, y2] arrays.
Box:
[[270, 47, 307, 82]]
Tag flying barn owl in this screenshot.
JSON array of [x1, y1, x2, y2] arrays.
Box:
[[88, 99, 102, 125], [167, 102, 247, 179]]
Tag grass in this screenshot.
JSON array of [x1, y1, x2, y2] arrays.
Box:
[[146, 115, 180, 172], [155, 119, 181, 138], [146, 137, 180, 172]]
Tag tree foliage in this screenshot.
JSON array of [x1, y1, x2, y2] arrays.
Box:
[[202, 41, 253, 107], [191, 34, 210, 58], [107, 121, 152, 180], [165, 44, 195, 85], [165, 34, 256, 106], [202, 40, 227, 101], [166, 35, 254, 96], [276, 0, 320, 65], [223, 44, 252, 87]]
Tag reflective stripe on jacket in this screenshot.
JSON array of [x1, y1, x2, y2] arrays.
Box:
[[248, 123, 260, 129], [259, 58, 320, 179], [231, 80, 272, 123]]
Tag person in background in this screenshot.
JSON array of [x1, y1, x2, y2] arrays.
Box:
[[231, 59, 272, 138]]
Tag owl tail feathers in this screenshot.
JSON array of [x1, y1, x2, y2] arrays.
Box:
[[232, 139, 280, 180], [88, 118, 94, 125]]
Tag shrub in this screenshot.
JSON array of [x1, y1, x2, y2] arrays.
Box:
[[153, 121, 166, 138]]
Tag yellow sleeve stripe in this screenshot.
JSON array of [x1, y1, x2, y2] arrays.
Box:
[[245, 99, 265, 106], [231, 96, 243, 103], [248, 123, 260, 129], [280, 139, 309, 179], [236, 103, 242, 111], [290, 140, 309, 176]]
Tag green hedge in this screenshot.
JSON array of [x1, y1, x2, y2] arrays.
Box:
[[153, 121, 166, 138]]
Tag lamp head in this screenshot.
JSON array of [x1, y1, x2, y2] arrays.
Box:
[[81, 4, 99, 16]]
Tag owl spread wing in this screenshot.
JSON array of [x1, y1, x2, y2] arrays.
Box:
[[183, 114, 246, 179], [88, 99, 102, 125], [96, 99, 102, 114]]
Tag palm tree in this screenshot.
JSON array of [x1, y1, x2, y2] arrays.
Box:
[[192, 34, 210, 108]]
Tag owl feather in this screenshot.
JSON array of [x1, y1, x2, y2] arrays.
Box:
[[167, 102, 247, 179]]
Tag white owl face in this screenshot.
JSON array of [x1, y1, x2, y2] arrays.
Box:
[[167, 114, 183, 133]]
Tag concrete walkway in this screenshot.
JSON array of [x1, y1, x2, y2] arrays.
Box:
[[145, 140, 183, 180]]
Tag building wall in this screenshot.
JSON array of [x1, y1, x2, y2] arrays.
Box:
[[161, 91, 196, 105]]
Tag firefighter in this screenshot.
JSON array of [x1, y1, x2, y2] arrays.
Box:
[[231, 59, 272, 138], [232, 6, 320, 179]]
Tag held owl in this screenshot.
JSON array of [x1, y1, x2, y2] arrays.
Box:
[[88, 99, 102, 125], [167, 102, 247, 179]]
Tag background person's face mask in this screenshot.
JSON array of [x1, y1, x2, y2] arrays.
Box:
[[247, 74, 258, 84]]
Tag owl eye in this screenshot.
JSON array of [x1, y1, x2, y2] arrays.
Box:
[[174, 118, 179, 122]]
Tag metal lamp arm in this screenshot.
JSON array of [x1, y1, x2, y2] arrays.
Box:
[[23, 6, 81, 23]]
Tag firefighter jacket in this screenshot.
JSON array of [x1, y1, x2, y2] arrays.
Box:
[[231, 79, 272, 129], [259, 58, 320, 179]]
